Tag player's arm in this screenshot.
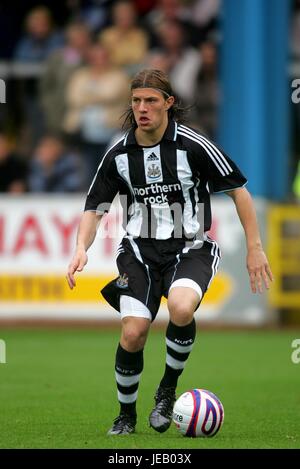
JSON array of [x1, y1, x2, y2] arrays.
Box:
[[226, 187, 273, 293], [66, 210, 102, 289]]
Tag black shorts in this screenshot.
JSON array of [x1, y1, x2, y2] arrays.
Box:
[[101, 235, 221, 322]]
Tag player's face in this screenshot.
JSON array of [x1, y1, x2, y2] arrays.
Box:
[[131, 88, 174, 133]]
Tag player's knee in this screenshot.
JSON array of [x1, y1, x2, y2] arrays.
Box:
[[121, 325, 148, 351], [168, 300, 194, 326]]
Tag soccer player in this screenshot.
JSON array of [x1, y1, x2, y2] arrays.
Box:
[[66, 69, 273, 435]]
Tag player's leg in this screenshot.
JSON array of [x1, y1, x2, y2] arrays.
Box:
[[102, 237, 164, 434], [149, 238, 220, 433], [160, 285, 199, 386], [108, 300, 151, 435], [149, 286, 199, 433]]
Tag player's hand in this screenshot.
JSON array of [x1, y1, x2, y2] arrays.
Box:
[[247, 247, 273, 294], [66, 248, 88, 289]]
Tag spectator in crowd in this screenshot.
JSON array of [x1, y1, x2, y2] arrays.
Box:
[[145, 0, 186, 30], [13, 6, 64, 62], [189, 41, 220, 138], [181, 0, 220, 43], [0, 133, 28, 193], [99, 0, 149, 75], [39, 21, 92, 135], [13, 7, 65, 151], [62, 43, 130, 180], [27, 135, 85, 193], [76, 0, 113, 34], [144, 0, 200, 47], [152, 19, 201, 105]]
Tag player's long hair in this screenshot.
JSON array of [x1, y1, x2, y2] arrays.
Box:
[[121, 69, 188, 129]]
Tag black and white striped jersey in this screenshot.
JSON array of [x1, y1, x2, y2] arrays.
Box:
[[85, 119, 247, 240]]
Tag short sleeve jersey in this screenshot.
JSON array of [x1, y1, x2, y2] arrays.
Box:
[[85, 120, 247, 240]]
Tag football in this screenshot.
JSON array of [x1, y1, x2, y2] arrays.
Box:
[[172, 389, 224, 437]]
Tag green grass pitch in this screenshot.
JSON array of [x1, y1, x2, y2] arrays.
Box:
[[0, 327, 299, 449]]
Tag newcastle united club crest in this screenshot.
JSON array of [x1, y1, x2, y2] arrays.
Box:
[[116, 273, 129, 289], [147, 164, 161, 180]]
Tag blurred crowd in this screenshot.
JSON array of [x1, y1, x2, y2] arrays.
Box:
[[0, 0, 221, 194], [1, 0, 299, 199]]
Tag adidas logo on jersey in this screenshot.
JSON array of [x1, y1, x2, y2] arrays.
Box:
[[147, 152, 159, 161]]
